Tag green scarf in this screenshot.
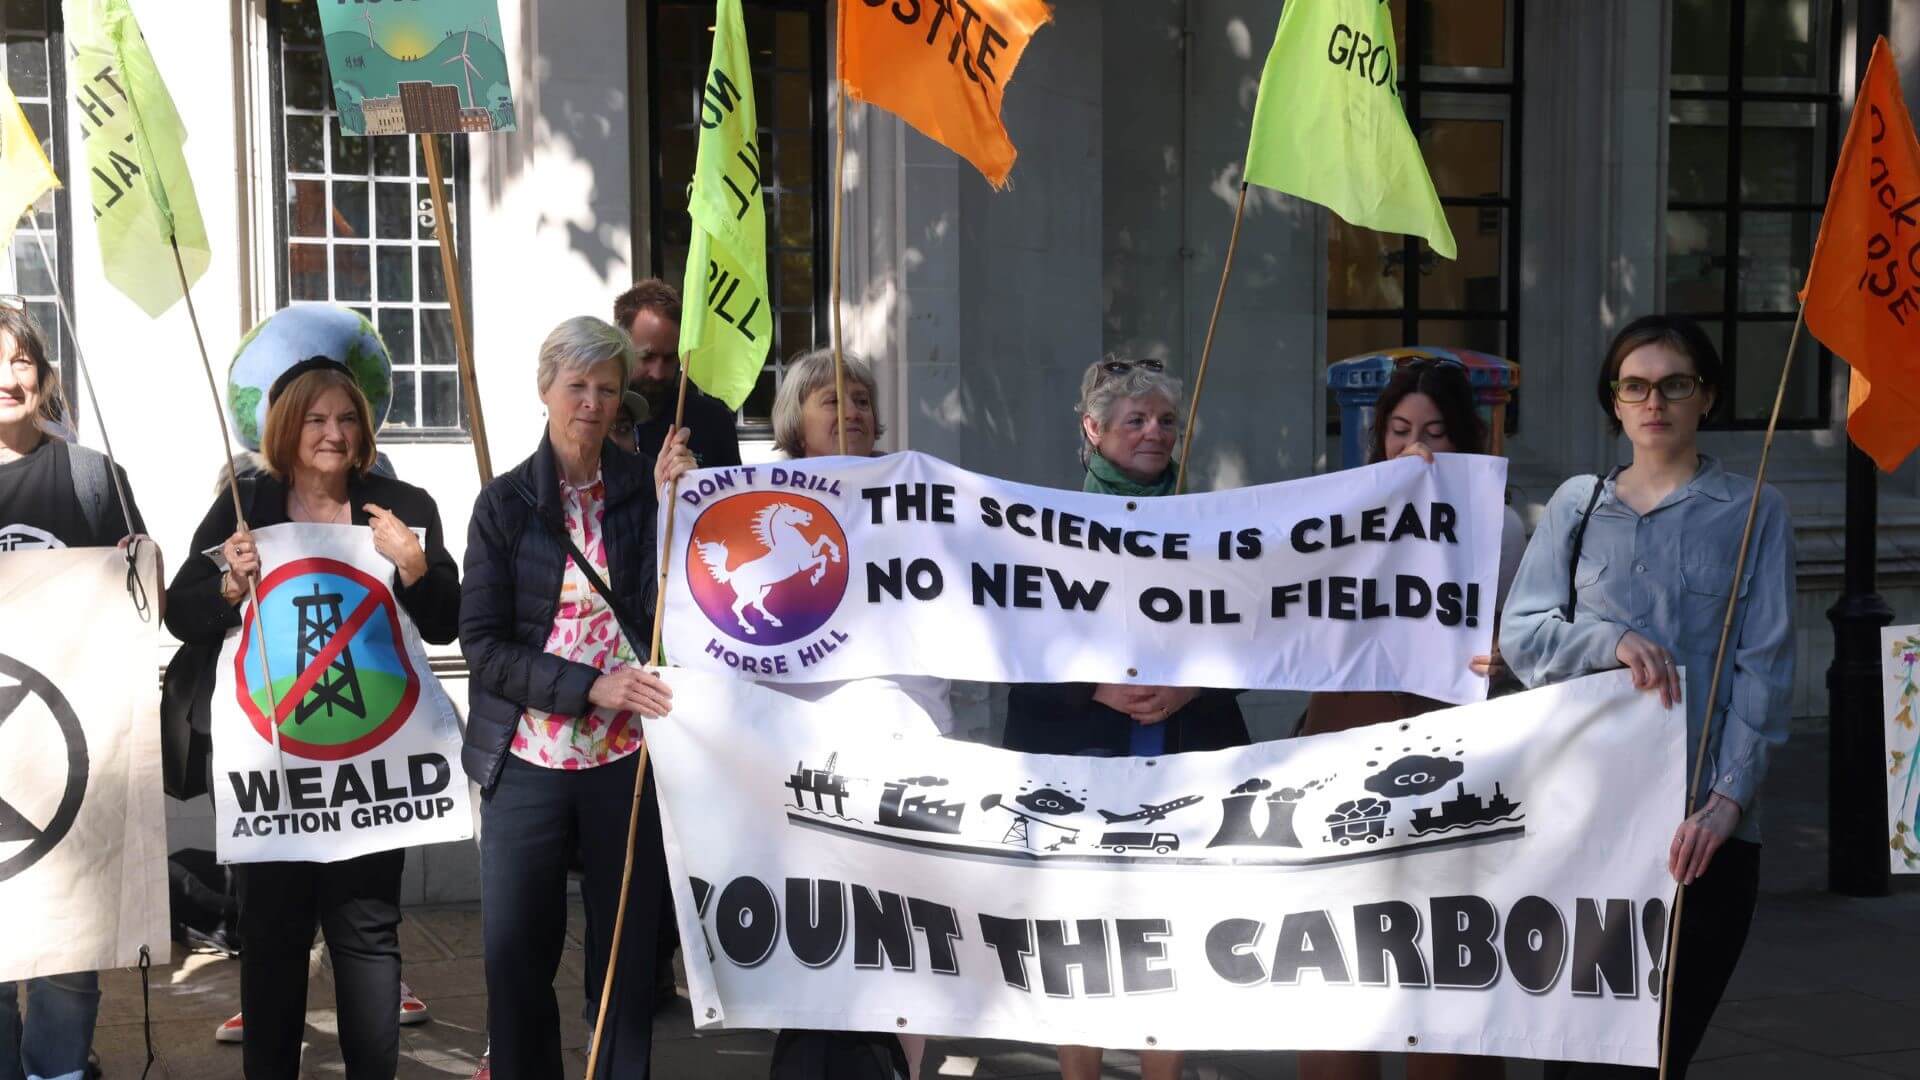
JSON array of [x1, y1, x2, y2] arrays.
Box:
[[1083, 450, 1178, 498]]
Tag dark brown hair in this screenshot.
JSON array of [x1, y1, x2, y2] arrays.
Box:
[[613, 278, 682, 333], [1368, 360, 1485, 463], [261, 367, 377, 480], [1596, 314, 1723, 432], [0, 304, 67, 432]]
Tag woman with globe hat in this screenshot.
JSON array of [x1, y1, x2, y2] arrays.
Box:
[[164, 305, 461, 1080]]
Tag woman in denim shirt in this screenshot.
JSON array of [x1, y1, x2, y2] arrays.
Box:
[[1500, 314, 1795, 1079]]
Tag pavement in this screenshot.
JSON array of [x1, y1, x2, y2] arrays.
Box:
[[86, 728, 1920, 1079]]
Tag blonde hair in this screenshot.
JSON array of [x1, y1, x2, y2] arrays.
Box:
[[537, 316, 634, 394], [771, 348, 885, 457]]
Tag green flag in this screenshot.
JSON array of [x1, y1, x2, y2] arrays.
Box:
[[1244, 1, 1457, 259], [678, 0, 771, 411], [64, 0, 210, 317]]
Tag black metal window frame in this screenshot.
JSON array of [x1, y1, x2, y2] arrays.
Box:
[[3, 1, 77, 419], [1324, 0, 1526, 432], [1668, 0, 1842, 431], [264, 0, 476, 442], [645, 0, 830, 435]]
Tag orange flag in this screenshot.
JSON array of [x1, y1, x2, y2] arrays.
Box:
[[838, 0, 1052, 189], [1800, 36, 1920, 471]]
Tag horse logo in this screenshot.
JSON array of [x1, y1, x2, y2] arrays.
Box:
[[687, 493, 851, 646]]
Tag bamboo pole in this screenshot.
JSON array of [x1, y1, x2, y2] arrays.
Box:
[[1174, 180, 1249, 495], [1655, 304, 1806, 1079], [419, 133, 493, 481], [829, 46, 849, 456]]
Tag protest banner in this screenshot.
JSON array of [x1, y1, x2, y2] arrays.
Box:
[[0, 546, 169, 981], [211, 524, 472, 864], [646, 668, 1682, 1065], [1886, 624, 1920, 872], [313, 0, 516, 136], [659, 452, 1506, 705]]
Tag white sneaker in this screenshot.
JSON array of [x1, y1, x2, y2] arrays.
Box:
[[213, 1011, 244, 1043], [399, 981, 431, 1025]]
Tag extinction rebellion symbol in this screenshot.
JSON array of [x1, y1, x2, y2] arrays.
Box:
[[234, 557, 421, 761], [688, 492, 850, 646], [0, 653, 88, 884]]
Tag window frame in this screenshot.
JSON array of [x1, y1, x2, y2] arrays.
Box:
[[1665, 0, 1844, 431], [644, 0, 831, 436], [263, 0, 477, 443], [4, 1, 78, 420]]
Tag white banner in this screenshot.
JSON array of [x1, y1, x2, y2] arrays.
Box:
[[212, 524, 472, 863], [1885, 624, 1919, 873], [662, 452, 1506, 705], [0, 546, 169, 981], [649, 669, 1683, 1066]]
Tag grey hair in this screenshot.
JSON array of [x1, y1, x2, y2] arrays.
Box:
[[535, 316, 634, 395], [772, 347, 886, 457], [1075, 359, 1184, 431]]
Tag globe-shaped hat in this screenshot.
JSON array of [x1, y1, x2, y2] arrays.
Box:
[[227, 306, 393, 451]]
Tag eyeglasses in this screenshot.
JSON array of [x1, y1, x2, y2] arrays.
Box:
[[1098, 357, 1165, 379], [1611, 375, 1704, 403]]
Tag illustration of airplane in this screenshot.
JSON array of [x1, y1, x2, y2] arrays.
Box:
[[1096, 795, 1203, 826]]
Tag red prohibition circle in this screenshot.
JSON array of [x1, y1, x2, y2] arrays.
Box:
[[232, 556, 421, 761]]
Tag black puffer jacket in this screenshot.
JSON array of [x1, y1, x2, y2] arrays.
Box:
[[459, 435, 659, 793]]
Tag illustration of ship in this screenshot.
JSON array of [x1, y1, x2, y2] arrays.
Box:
[[785, 753, 852, 818], [1325, 797, 1394, 845], [878, 779, 966, 833], [1410, 783, 1524, 836]]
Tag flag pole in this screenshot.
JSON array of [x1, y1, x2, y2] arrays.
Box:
[[585, 370, 692, 1079], [829, 25, 849, 456], [168, 237, 288, 788], [1175, 180, 1249, 495], [1655, 303, 1806, 1080], [419, 132, 493, 482]]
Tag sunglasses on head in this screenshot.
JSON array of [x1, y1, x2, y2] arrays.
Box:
[[1400, 355, 1466, 373], [1098, 357, 1165, 379]]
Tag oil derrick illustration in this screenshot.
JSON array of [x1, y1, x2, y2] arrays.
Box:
[[1207, 778, 1303, 848], [785, 753, 852, 817], [292, 582, 366, 724]]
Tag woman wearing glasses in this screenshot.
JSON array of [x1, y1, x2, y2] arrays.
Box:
[[1500, 314, 1795, 1079], [1002, 356, 1247, 1080]]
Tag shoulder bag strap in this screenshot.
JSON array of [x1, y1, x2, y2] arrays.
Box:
[[66, 443, 110, 541], [506, 476, 648, 655], [1561, 474, 1609, 622]]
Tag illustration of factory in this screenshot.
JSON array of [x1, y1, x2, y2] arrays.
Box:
[[878, 777, 966, 834], [785, 753, 853, 819], [1409, 783, 1524, 836]]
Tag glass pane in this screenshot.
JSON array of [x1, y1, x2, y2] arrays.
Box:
[[1671, 0, 1732, 90], [1328, 220, 1406, 311], [4, 0, 47, 32], [1741, 102, 1822, 204], [1422, 206, 1504, 311], [416, 183, 447, 240], [1418, 0, 1505, 69], [776, 10, 809, 68], [1731, 320, 1821, 421], [661, 128, 697, 205], [422, 370, 463, 428], [283, 48, 329, 112], [1738, 210, 1816, 313], [417, 249, 446, 303], [777, 191, 811, 249], [377, 246, 413, 302], [779, 311, 813, 359], [1666, 210, 1727, 312], [1326, 318, 1406, 363], [289, 244, 328, 300], [329, 117, 370, 176], [663, 72, 698, 131], [1420, 119, 1503, 200], [6, 38, 49, 97], [334, 245, 371, 301], [1418, 319, 1507, 355], [779, 251, 812, 308], [388, 367, 418, 429], [372, 135, 411, 178], [281, 0, 322, 44], [1743, 0, 1820, 87], [742, 368, 776, 425], [775, 72, 810, 130], [331, 180, 369, 239], [420, 308, 455, 365], [776, 132, 812, 191], [287, 179, 327, 237], [1668, 100, 1728, 204], [374, 182, 412, 239], [378, 308, 416, 366], [12, 237, 53, 295], [286, 114, 327, 174]]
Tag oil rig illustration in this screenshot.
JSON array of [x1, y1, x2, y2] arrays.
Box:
[[1409, 783, 1524, 836], [785, 753, 853, 819], [878, 777, 966, 834], [291, 583, 366, 724]]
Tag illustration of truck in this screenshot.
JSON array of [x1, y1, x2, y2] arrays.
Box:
[[1324, 797, 1393, 845], [1099, 831, 1180, 854]]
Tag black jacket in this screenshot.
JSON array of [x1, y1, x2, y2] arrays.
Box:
[[165, 471, 461, 647], [459, 435, 660, 792], [634, 385, 741, 469], [1002, 683, 1249, 757]]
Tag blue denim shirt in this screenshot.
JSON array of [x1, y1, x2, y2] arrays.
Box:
[[1498, 455, 1796, 843]]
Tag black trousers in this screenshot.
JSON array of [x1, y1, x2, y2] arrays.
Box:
[[481, 751, 665, 1080], [1543, 838, 1761, 1080], [235, 850, 403, 1080]]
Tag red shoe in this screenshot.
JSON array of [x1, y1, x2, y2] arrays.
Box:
[[398, 981, 431, 1026], [213, 1012, 244, 1043]]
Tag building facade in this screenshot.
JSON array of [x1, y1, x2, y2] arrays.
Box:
[[3, 0, 1914, 899]]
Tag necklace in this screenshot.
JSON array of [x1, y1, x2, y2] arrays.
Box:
[[292, 487, 348, 524]]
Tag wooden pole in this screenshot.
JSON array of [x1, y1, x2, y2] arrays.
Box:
[[419, 133, 493, 482], [585, 370, 692, 1079], [1655, 304, 1806, 1079], [829, 57, 849, 455], [1174, 180, 1249, 495]]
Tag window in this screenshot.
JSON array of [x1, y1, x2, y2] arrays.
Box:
[[649, 1, 827, 429], [1326, 0, 1523, 434], [269, 0, 472, 437], [1667, 0, 1840, 428], [3, 1, 73, 405]]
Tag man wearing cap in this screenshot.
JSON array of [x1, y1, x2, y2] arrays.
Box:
[[613, 279, 743, 469]]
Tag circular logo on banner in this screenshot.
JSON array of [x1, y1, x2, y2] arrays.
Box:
[[687, 493, 850, 646], [0, 653, 88, 884], [233, 557, 420, 761]]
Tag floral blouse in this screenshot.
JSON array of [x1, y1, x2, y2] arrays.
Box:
[[510, 472, 644, 770]]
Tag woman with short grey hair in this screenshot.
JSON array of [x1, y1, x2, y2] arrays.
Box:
[[771, 347, 886, 457], [459, 315, 693, 1078]]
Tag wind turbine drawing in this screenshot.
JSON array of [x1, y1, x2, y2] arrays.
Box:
[[358, 9, 379, 53], [444, 27, 483, 107]]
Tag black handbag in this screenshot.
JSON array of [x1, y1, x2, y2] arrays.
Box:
[[159, 637, 220, 801]]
